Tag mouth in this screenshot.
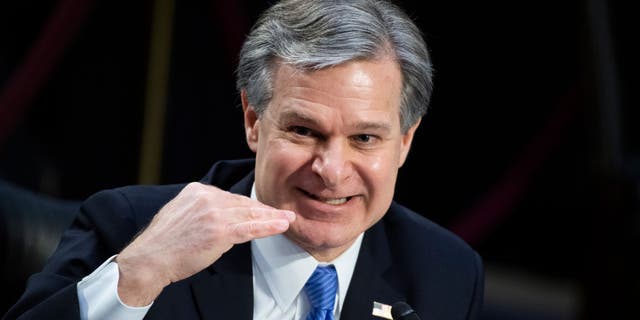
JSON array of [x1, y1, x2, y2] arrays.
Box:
[[299, 189, 353, 205]]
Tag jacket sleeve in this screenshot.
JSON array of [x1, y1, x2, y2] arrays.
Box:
[[466, 251, 485, 320]]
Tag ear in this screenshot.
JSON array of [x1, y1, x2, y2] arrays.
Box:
[[241, 90, 259, 152], [398, 118, 421, 168]]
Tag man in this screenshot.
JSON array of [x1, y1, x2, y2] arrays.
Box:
[[5, 0, 483, 319]]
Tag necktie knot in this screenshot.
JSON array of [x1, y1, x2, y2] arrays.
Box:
[[304, 265, 338, 320]]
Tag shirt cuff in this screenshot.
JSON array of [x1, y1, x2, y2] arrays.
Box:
[[77, 255, 152, 320]]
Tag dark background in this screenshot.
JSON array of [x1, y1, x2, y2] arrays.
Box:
[[1, 0, 637, 318]]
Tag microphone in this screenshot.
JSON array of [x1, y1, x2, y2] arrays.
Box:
[[391, 301, 421, 320]]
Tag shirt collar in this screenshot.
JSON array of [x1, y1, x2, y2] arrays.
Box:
[[250, 183, 363, 313]]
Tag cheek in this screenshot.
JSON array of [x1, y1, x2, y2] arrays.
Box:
[[258, 140, 312, 181], [361, 151, 399, 182], [264, 139, 309, 163], [359, 153, 399, 204]]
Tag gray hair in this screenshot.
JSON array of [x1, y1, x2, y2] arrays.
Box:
[[236, 0, 433, 133]]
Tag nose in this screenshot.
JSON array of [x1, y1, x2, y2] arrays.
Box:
[[311, 140, 352, 189]]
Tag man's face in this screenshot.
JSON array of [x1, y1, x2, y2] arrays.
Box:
[[242, 58, 420, 261]]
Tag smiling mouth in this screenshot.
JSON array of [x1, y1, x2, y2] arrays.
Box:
[[300, 189, 352, 205]]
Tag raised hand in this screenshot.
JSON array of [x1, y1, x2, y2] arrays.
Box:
[[115, 182, 295, 306]]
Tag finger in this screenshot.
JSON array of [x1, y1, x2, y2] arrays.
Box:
[[228, 219, 291, 244], [225, 207, 296, 223], [226, 193, 274, 209]]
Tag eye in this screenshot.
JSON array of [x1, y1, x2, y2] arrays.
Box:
[[353, 134, 375, 143], [289, 126, 313, 137]]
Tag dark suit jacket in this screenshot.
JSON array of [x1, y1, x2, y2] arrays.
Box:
[[5, 159, 483, 320]]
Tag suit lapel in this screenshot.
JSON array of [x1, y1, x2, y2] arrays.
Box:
[[341, 221, 405, 319], [191, 241, 254, 320]]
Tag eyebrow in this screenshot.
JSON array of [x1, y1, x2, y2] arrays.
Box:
[[279, 109, 320, 127], [353, 121, 392, 134], [279, 109, 392, 134]]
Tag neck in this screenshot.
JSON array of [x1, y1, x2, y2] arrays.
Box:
[[300, 239, 355, 263]]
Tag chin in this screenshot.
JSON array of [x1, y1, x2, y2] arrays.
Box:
[[288, 222, 355, 251]]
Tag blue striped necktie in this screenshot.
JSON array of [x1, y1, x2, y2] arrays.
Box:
[[304, 265, 338, 320]]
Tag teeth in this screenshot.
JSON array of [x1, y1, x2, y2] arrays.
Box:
[[301, 189, 349, 205], [323, 197, 347, 205]]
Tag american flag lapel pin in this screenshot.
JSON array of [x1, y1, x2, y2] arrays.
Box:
[[372, 301, 393, 319]]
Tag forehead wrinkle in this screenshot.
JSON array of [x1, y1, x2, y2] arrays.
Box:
[[283, 88, 398, 128], [286, 84, 376, 105]]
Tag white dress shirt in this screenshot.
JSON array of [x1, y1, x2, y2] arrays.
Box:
[[76, 184, 363, 320], [252, 232, 362, 320]]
